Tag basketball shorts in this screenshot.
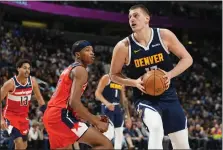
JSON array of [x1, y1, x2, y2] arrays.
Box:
[[43, 107, 89, 149], [136, 99, 187, 135], [101, 103, 124, 128], [4, 115, 29, 141]]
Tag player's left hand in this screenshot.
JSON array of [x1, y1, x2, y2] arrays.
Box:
[[0, 118, 8, 130], [158, 68, 171, 90], [99, 115, 109, 123], [94, 115, 109, 133], [125, 117, 132, 129]]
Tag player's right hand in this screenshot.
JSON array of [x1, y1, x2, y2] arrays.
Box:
[[94, 119, 109, 133], [135, 77, 146, 93], [0, 118, 8, 130], [106, 103, 115, 111]]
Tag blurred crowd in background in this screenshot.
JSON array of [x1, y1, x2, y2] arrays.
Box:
[[48, 1, 221, 20], [0, 1, 222, 150]]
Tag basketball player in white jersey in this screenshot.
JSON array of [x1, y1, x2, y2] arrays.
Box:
[[1, 59, 46, 149], [109, 4, 193, 149]]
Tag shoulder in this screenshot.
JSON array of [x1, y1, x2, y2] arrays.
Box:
[[159, 28, 177, 40], [100, 74, 110, 84], [4, 78, 14, 86], [71, 66, 88, 81], [2, 78, 14, 91], [114, 38, 129, 51]]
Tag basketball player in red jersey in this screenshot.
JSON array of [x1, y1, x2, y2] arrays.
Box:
[[43, 40, 113, 149], [0, 59, 46, 149]]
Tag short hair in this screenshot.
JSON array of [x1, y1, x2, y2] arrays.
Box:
[[129, 4, 150, 16], [16, 59, 31, 68], [71, 40, 91, 56]]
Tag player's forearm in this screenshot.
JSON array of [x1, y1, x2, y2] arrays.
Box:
[[122, 99, 131, 119], [37, 98, 45, 106], [71, 100, 98, 125], [0, 99, 4, 119], [1, 90, 6, 102], [110, 74, 136, 87], [35, 93, 45, 106], [0, 104, 3, 120], [170, 57, 193, 78], [95, 92, 110, 106]]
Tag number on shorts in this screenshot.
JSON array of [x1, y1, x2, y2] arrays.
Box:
[[20, 96, 28, 106]]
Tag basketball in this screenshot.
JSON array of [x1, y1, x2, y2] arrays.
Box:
[[142, 69, 167, 96]]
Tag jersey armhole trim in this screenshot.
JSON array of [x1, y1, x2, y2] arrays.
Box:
[[69, 64, 81, 81], [157, 28, 170, 54], [126, 37, 131, 66]]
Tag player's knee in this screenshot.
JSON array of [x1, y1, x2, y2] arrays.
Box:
[[102, 139, 113, 149], [14, 141, 27, 150], [23, 142, 28, 149]]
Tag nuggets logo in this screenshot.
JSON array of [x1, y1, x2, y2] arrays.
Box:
[[134, 53, 164, 68], [110, 83, 122, 90]]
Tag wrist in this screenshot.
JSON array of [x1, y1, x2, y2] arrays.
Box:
[[169, 71, 174, 79], [131, 79, 137, 87], [104, 101, 110, 106], [39, 104, 47, 113]]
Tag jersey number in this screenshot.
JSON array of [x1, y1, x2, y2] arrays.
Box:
[[115, 89, 118, 98], [145, 65, 157, 72], [20, 96, 28, 106]]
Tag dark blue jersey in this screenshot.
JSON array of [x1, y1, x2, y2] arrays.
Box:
[[102, 80, 122, 104], [125, 28, 177, 102]]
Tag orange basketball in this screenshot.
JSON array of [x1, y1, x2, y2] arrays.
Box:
[[142, 69, 166, 96]]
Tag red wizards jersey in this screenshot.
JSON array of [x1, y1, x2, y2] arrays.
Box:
[[3, 76, 33, 118], [47, 62, 88, 109]]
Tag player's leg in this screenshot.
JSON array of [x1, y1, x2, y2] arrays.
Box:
[[78, 126, 113, 149], [101, 105, 115, 140], [114, 126, 124, 149], [162, 100, 190, 149], [7, 126, 28, 150], [103, 120, 115, 140], [56, 144, 73, 149], [141, 107, 164, 149], [73, 142, 80, 149], [113, 106, 124, 149], [4, 118, 28, 149], [168, 128, 190, 149], [14, 137, 27, 150], [44, 108, 113, 149]]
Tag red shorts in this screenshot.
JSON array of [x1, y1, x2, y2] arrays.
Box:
[[43, 107, 89, 149], [4, 115, 29, 136]]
